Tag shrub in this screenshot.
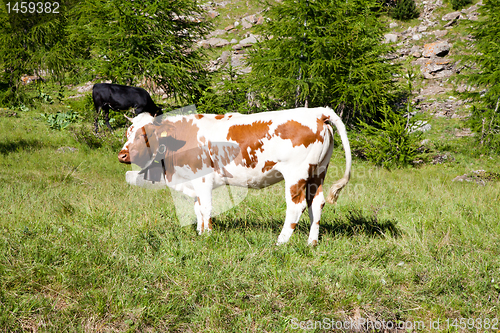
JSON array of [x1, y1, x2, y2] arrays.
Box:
[[449, 0, 472, 10], [352, 104, 428, 169], [467, 101, 500, 154], [391, 0, 420, 20]]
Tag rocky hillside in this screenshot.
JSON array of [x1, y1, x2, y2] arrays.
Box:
[[196, 0, 483, 125]]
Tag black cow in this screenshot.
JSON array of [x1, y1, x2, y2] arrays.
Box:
[[92, 83, 162, 132]]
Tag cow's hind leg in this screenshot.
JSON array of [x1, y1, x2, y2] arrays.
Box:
[[276, 176, 308, 245], [306, 166, 328, 246]]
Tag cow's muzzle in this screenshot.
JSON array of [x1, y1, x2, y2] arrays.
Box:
[[118, 149, 131, 164]]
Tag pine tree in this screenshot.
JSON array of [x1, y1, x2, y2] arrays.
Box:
[[0, 0, 76, 99], [456, 0, 500, 152], [247, 0, 399, 122], [70, 0, 212, 104]]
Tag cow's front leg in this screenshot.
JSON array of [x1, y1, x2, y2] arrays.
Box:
[[277, 177, 308, 245], [104, 106, 113, 131], [193, 181, 213, 235], [194, 197, 212, 234]]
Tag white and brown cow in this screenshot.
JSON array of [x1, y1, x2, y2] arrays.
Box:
[[118, 107, 351, 245]]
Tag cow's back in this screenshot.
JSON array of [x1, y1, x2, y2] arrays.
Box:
[[189, 108, 335, 187]]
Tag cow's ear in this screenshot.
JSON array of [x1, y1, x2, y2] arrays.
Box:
[[143, 124, 157, 138], [163, 136, 186, 152]]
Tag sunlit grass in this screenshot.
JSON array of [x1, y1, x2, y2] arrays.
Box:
[[1, 102, 499, 331]]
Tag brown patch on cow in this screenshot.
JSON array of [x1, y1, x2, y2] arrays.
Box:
[[310, 240, 318, 246], [227, 115, 233, 119], [306, 169, 327, 207], [215, 114, 224, 120], [202, 177, 205, 183], [290, 223, 297, 230], [143, 117, 213, 182], [141, 127, 151, 148], [208, 142, 239, 178], [275, 116, 330, 148], [262, 161, 277, 173], [226, 120, 272, 168], [208, 218, 213, 230], [195, 114, 204, 119], [290, 179, 307, 204], [305, 163, 328, 207]]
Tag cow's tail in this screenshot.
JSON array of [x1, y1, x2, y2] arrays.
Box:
[[325, 108, 352, 204]]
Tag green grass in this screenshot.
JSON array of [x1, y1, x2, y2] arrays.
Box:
[[1, 93, 499, 332]]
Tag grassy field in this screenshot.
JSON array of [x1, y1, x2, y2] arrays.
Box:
[[1, 93, 500, 332]]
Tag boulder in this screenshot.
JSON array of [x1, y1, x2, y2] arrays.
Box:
[[433, 30, 448, 38], [203, 37, 230, 48], [239, 35, 258, 45], [384, 33, 398, 43], [442, 11, 461, 21], [422, 41, 450, 57], [410, 45, 421, 58]]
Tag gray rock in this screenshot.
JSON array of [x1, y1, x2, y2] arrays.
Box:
[[442, 11, 461, 21], [410, 120, 431, 133], [389, 22, 399, 29], [410, 45, 421, 58], [219, 51, 231, 65], [384, 33, 398, 43], [207, 10, 219, 19], [239, 35, 258, 45], [243, 14, 258, 24], [231, 54, 251, 74], [208, 37, 230, 48], [241, 18, 253, 29], [433, 30, 448, 38], [207, 29, 226, 38], [422, 41, 450, 57]]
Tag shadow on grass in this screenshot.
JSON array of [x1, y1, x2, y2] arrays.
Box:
[[211, 209, 400, 240], [320, 209, 401, 239], [211, 216, 285, 234], [0, 138, 45, 155]]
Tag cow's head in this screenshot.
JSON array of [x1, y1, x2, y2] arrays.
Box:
[[118, 113, 155, 164], [119, 116, 186, 169]]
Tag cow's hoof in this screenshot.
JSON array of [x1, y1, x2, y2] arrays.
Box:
[[307, 239, 318, 247]]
